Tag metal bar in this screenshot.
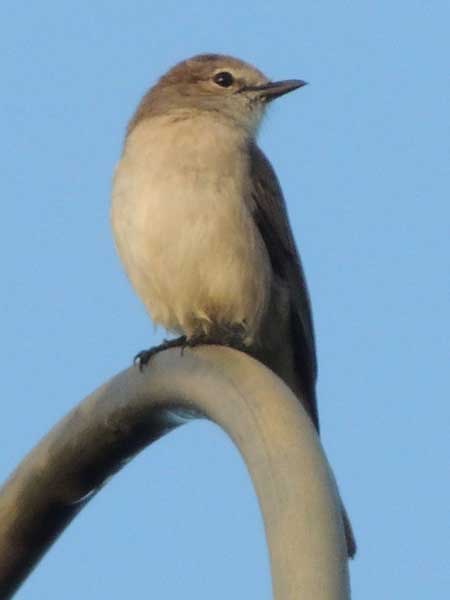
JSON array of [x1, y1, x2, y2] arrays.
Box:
[[0, 346, 350, 599]]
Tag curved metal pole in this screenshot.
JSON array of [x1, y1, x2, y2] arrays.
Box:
[[0, 346, 350, 599]]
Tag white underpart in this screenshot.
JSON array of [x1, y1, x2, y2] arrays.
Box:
[[111, 112, 270, 342]]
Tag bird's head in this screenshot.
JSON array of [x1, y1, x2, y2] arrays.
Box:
[[128, 54, 307, 136]]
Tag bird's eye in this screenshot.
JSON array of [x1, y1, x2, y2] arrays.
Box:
[[213, 71, 234, 88]]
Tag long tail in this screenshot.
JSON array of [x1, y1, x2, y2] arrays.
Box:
[[342, 503, 357, 558]]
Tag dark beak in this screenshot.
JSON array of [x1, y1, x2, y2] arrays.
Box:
[[240, 79, 308, 102]]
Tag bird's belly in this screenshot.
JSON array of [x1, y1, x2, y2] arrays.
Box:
[[111, 157, 270, 340]]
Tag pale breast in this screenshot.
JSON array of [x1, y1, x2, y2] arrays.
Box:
[[111, 113, 271, 340]]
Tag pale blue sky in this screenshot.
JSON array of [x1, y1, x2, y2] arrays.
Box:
[[1, 1, 449, 598]]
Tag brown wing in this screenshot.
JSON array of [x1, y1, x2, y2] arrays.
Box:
[[249, 143, 319, 430], [250, 145, 359, 556]]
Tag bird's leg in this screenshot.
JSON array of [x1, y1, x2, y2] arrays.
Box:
[[134, 336, 187, 370]]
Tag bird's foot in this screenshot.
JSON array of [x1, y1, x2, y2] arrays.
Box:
[[134, 336, 187, 370], [184, 327, 248, 353], [134, 326, 248, 371]]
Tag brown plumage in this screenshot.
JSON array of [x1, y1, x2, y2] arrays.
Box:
[[111, 54, 356, 557]]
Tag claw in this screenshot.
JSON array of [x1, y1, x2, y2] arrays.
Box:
[[133, 336, 187, 370], [134, 349, 157, 370]]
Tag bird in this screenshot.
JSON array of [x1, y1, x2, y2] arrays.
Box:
[[111, 53, 356, 558]]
